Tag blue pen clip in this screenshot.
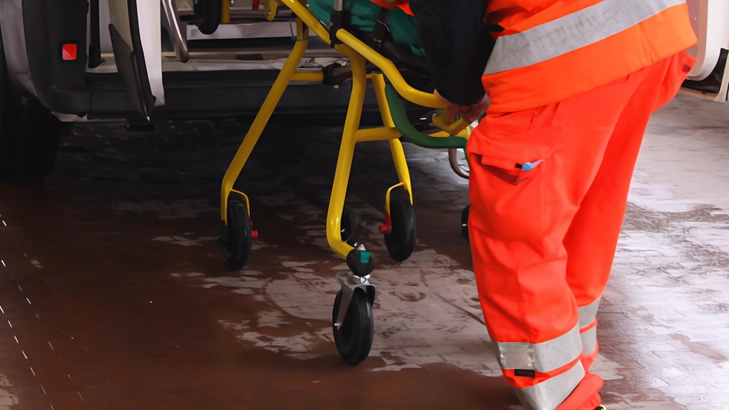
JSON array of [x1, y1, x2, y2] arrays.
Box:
[[520, 160, 543, 171]]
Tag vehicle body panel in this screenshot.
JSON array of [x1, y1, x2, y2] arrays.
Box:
[[0, 0, 35, 96], [681, 0, 729, 101], [4, 0, 722, 124]]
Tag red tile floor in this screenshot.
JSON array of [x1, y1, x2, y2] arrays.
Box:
[[0, 94, 727, 409]]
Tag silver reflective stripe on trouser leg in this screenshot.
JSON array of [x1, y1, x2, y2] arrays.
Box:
[[483, 0, 687, 74], [581, 326, 597, 356], [578, 298, 601, 355], [578, 298, 601, 328], [492, 324, 582, 373], [516, 361, 586, 410]]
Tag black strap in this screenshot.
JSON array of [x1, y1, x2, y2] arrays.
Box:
[[329, 1, 354, 46], [329, 9, 351, 45], [370, 7, 392, 50]]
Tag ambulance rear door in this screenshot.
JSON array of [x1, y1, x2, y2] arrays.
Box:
[[681, 0, 729, 102], [107, 0, 165, 117]]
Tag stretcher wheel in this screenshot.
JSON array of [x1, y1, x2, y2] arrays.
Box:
[[384, 187, 417, 262], [462, 205, 470, 242], [193, 0, 222, 35], [332, 289, 373, 365], [220, 195, 252, 270]]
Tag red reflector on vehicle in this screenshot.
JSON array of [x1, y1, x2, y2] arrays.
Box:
[[62, 44, 77, 61]]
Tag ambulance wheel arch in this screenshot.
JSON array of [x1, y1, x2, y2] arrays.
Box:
[[0, 23, 62, 183]]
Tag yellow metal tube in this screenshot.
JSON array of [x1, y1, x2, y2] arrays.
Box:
[[231, 189, 251, 215], [292, 71, 324, 82], [384, 182, 405, 214], [370, 74, 395, 128], [281, 0, 333, 43], [222, 0, 230, 23], [428, 131, 451, 138], [264, 0, 279, 21], [335, 30, 446, 109], [220, 36, 309, 222], [353, 127, 401, 143], [280, 0, 439, 113], [388, 139, 413, 203], [281, 0, 447, 112], [325, 53, 369, 259]]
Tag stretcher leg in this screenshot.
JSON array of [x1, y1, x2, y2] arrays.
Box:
[[325, 66, 418, 266], [371, 73, 395, 128], [387, 139, 412, 200], [325, 51, 367, 263], [372, 72, 413, 199], [381, 139, 417, 262], [219, 24, 311, 270], [372, 73, 417, 261], [329, 64, 422, 364], [326, 50, 379, 366]]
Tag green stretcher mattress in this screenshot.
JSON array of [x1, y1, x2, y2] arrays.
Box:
[[307, 0, 425, 57]]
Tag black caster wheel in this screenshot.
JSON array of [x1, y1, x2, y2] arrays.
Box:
[[193, 0, 222, 35], [220, 195, 252, 270], [332, 289, 374, 366], [462, 205, 470, 242], [381, 187, 416, 262]]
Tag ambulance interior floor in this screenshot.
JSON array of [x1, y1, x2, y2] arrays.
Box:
[[0, 93, 727, 410]]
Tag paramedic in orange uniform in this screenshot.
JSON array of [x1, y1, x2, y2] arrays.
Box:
[[405, 1, 698, 409]]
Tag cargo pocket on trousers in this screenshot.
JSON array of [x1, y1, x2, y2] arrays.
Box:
[[475, 153, 545, 186]]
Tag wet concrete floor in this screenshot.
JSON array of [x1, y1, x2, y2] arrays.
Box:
[[0, 93, 727, 409]]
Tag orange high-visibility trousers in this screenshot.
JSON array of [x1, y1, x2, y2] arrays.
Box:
[[467, 51, 695, 410]]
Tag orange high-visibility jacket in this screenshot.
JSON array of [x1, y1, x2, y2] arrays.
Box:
[[483, 0, 698, 113]]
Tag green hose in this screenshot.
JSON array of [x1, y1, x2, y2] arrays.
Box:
[[385, 83, 468, 150]]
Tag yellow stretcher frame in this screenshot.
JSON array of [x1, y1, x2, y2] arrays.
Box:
[[220, 0, 469, 262]]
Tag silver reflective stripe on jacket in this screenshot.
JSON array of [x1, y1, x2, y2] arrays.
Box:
[[581, 326, 598, 355], [484, 0, 687, 75], [492, 324, 582, 373], [578, 297, 601, 328], [516, 361, 585, 410]]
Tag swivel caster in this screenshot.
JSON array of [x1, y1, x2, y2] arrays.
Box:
[[220, 194, 256, 270], [462, 205, 470, 242], [380, 186, 416, 262], [193, 0, 222, 35], [332, 271, 375, 366]]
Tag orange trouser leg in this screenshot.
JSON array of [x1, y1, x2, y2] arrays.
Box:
[[467, 52, 694, 410], [564, 51, 696, 372]]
